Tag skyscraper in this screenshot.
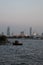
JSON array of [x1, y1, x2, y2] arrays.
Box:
[[7, 27, 10, 36], [30, 27, 32, 36]]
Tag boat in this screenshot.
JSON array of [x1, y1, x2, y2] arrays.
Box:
[[13, 40, 23, 45]]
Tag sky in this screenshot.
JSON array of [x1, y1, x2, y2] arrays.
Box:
[[0, 0, 43, 35]]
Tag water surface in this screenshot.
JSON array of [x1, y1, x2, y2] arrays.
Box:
[[0, 39, 43, 65]]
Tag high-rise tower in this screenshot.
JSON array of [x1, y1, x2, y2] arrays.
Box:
[[30, 27, 32, 36], [7, 27, 10, 36]]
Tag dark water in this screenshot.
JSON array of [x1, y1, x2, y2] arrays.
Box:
[[0, 39, 43, 65]]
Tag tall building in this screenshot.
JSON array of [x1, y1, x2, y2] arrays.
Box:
[[7, 27, 10, 36], [30, 27, 32, 36], [1, 32, 4, 35], [20, 31, 25, 37]]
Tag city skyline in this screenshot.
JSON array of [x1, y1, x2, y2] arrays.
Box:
[[0, 0, 43, 34], [0, 26, 43, 36]]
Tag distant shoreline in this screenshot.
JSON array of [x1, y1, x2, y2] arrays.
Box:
[[7, 36, 43, 40], [0, 35, 43, 40]]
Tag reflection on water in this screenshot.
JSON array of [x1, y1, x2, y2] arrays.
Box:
[[0, 39, 43, 65]]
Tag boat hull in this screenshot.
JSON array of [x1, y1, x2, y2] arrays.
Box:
[[13, 43, 23, 45]]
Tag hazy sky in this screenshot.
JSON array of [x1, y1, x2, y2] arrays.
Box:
[[0, 0, 43, 35]]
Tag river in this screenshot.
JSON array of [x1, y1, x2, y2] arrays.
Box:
[[0, 39, 43, 65]]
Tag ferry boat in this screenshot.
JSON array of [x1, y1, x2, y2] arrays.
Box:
[[13, 40, 23, 45]]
